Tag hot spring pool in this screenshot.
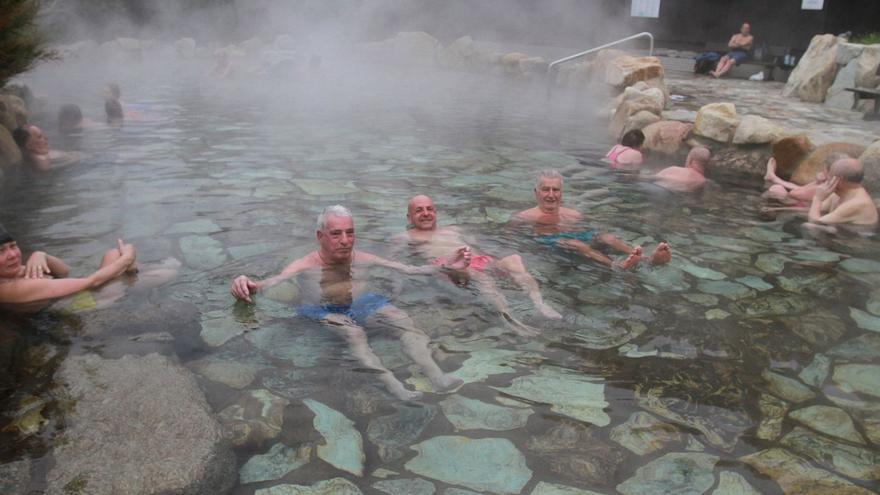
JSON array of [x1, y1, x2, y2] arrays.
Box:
[[2, 63, 879, 494]]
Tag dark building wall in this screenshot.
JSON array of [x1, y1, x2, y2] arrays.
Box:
[[359, 0, 878, 51]]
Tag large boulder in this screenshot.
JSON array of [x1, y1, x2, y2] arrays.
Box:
[[859, 140, 880, 190], [791, 142, 867, 185], [783, 34, 841, 103], [388, 31, 441, 66], [0, 126, 23, 168], [605, 56, 664, 89], [732, 115, 788, 145], [47, 353, 235, 495], [609, 87, 664, 138], [0, 95, 28, 132], [825, 56, 861, 109], [641, 121, 694, 155], [501, 52, 530, 75], [694, 103, 739, 143], [772, 135, 814, 177], [622, 110, 661, 135], [592, 49, 628, 75], [855, 45, 880, 89]]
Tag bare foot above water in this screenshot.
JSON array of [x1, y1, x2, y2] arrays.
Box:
[[650, 242, 672, 265]]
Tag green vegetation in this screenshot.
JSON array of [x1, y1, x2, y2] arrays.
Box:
[[0, 0, 56, 87], [851, 32, 880, 45]]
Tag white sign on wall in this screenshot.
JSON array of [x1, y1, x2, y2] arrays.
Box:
[[631, 0, 661, 18], [802, 0, 825, 10]]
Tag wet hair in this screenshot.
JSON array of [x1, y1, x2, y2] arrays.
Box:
[[831, 159, 864, 183], [105, 99, 123, 122], [12, 126, 30, 149], [106, 83, 121, 100], [0, 224, 13, 245], [621, 129, 645, 148], [58, 104, 83, 131], [535, 170, 563, 189], [317, 205, 353, 230]]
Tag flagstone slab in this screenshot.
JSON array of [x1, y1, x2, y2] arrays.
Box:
[[711, 471, 760, 495], [303, 399, 365, 477], [833, 364, 880, 398], [439, 395, 532, 431], [762, 370, 815, 403], [239, 443, 311, 485], [789, 406, 865, 444], [405, 436, 532, 494], [780, 427, 880, 480], [798, 354, 830, 387], [616, 452, 718, 495], [373, 478, 436, 495], [741, 449, 873, 495], [610, 411, 681, 455], [255, 477, 363, 495], [493, 366, 609, 426], [530, 482, 606, 495], [367, 403, 436, 462]]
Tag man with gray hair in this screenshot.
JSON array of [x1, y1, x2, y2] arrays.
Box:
[[513, 170, 671, 269], [230, 205, 470, 400], [808, 158, 878, 227]]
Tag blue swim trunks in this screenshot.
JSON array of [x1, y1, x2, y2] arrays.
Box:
[[535, 230, 596, 247], [729, 50, 748, 65], [297, 293, 389, 326]]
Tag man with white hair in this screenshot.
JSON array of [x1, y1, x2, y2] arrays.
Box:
[[230, 205, 470, 400], [513, 170, 671, 269], [808, 158, 878, 227]]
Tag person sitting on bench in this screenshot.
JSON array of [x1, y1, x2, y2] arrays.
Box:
[[711, 23, 754, 78]]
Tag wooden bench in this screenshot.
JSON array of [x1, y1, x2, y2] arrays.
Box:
[[844, 87, 880, 121]]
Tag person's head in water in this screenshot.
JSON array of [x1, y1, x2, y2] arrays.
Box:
[[685, 147, 711, 173], [105, 99, 123, 123], [58, 104, 84, 133], [316, 205, 355, 264], [534, 170, 564, 214], [0, 224, 22, 279], [829, 158, 865, 192], [13, 125, 49, 156], [105, 83, 121, 101], [621, 129, 645, 149], [407, 195, 437, 231]]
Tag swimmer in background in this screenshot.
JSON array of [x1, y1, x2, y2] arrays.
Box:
[[512, 170, 671, 269], [393, 194, 562, 337], [606, 129, 645, 170], [58, 104, 99, 133], [0, 224, 179, 313], [646, 146, 710, 193], [12, 124, 81, 171], [230, 205, 469, 400]]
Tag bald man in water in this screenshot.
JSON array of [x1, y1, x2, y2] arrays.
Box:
[[650, 146, 710, 192], [394, 195, 561, 336], [808, 158, 878, 227]]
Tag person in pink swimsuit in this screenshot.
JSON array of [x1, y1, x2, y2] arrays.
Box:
[[606, 129, 645, 170]]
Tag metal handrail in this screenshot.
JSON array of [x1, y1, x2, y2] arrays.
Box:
[[547, 32, 654, 77]]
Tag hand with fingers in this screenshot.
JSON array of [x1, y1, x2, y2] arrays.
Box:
[[231, 275, 258, 303], [814, 176, 840, 202], [25, 251, 51, 279]]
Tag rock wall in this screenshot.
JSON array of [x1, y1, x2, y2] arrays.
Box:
[[783, 34, 880, 109]]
